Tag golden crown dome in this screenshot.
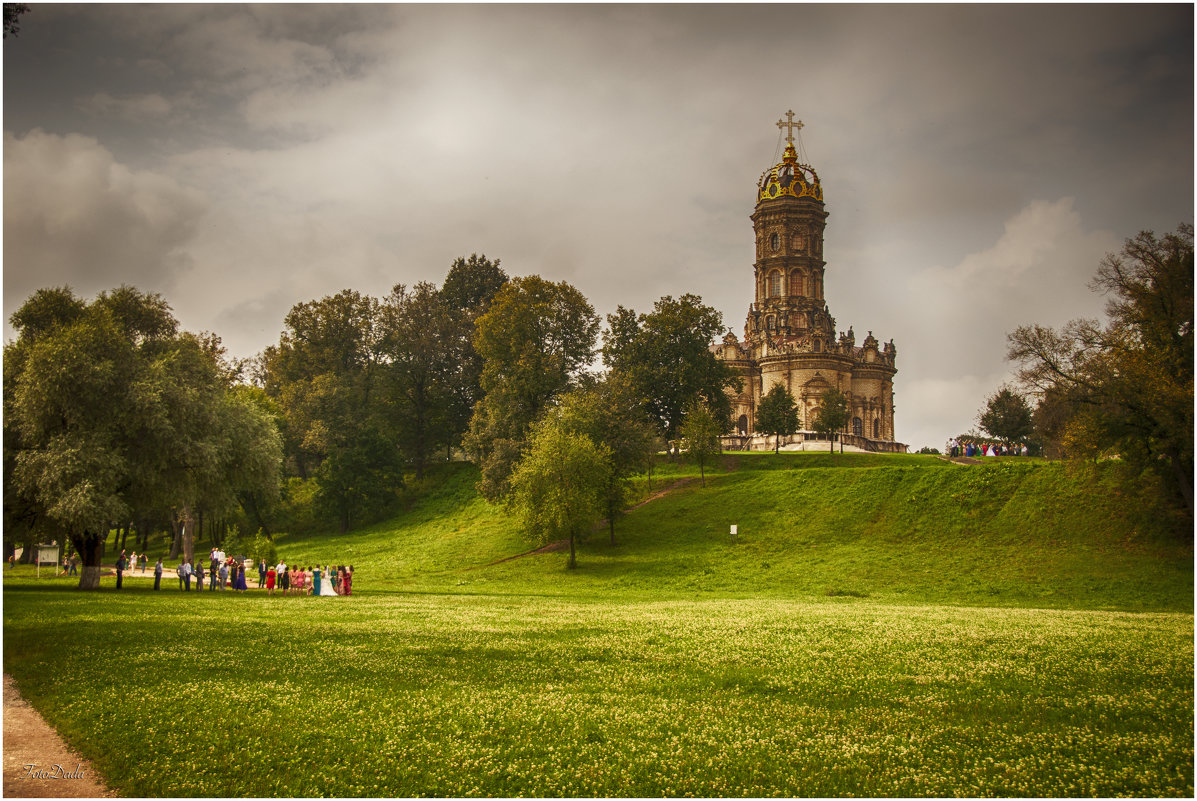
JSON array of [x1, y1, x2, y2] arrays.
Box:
[[757, 142, 823, 203]]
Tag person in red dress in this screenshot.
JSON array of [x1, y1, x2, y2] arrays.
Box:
[[342, 566, 352, 597], [266, 564, 276, 595]]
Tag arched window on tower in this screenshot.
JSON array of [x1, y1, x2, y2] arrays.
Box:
[[873, 419, 880, 439], [766, 315, 776, 331], [852, 417, 863, 437], [790, 270, 804, 297], [769, 271, 782, 297]]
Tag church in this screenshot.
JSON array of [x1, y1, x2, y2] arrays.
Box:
[[713, 113, 906, 453]]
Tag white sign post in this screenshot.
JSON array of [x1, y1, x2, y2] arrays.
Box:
[[730, 524, 738, 540], [36, 544, 59, 579]]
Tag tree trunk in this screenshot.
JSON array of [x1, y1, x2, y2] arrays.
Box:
[[168, 514, 182, 560], [567, 531, 577, 569], [74, 532, 104, 590], [18, 535, 36, 564], [180, 507, 196, 565]]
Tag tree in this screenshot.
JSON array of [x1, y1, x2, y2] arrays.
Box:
[[440, 254, 508, 455], [465, 275, 600, 501], [508, 413, 611, 570], [379, 282, 455, 479], [5, 286, 282, 589], [1008, 225, 1193, 516], [258, 290, 398, 532], [4, 3, 29, 38], [756, 384, 800, 453], [554, 376, 658, 544], [602, 294, 740, 440], [680, 401, 722, 488], [811, 388, 850, 453], [977, 385, 1034, 446]]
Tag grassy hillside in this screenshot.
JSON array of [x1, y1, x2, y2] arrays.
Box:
[[272, 452, 1191, 612], [4, 452, 1190, 797]]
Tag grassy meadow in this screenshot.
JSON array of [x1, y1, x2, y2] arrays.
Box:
[[4, 452, 1193, 796]]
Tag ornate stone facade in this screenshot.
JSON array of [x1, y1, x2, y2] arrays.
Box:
[[713, 120, 905, 452]]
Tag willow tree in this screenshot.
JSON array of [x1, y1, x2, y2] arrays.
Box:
[[5, 286, 281, 589]]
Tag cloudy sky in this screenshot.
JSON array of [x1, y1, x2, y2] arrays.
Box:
[[4, 4, 1192, 449]]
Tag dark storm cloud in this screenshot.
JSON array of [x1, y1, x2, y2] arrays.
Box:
[[3, 4, 1192, 449]]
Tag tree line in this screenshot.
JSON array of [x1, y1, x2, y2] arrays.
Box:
[[971, 225, 1192, 523], [4, 256, 752, 582]]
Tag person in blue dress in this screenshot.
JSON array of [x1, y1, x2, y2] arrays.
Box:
[[312, 566, 322, 596]]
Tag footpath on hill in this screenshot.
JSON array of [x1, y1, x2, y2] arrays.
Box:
[[3, 674, 116, 798]]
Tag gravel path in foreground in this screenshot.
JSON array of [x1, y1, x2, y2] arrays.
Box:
[[3, 674, 116, 798]]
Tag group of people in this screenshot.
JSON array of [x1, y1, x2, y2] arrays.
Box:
[[265, 560, 353, 597], [946, 438, 1029, 458], [135, 547, 354, 597], [159, 548, 251, 592]]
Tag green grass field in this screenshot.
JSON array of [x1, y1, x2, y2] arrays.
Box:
[[4, 453, 1193, 796]]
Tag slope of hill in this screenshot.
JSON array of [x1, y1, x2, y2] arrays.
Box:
[[275, 453, 1192, 612]]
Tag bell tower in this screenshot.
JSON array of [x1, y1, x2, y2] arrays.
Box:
[[746, 111, 831, 343], [714, 112, 904, 451]]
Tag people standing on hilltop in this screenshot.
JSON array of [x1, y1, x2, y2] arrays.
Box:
[[194, 560, 205, 594], [258, 559, 267, 589], [154, 556, 163, 590], [278, 558, 289, 596], [266, 562, 277, 595]]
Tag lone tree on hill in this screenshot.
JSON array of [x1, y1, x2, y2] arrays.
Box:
[[756, 384, 800, 453], [554, 376, 658, 545], [680, 401, 723, 487], [811, 388, 850, 453], [977, 385, 1034, 446], [1008, 224, 1193, 518], [508, 413, 611, 570]]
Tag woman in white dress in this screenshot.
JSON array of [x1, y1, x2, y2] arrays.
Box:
[[318, 564, 337, 596]]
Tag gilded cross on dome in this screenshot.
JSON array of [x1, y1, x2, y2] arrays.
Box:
[[776, 110, 803, 143]]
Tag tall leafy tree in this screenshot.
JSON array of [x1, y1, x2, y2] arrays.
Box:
[[977, 386, 1034, 446], [5, 286, 281, 588], [680, 401, 723, 488], [380, 282, 454, 479], [555, 376, 658, 544], [259, 290, 398, 532], [1008, 225, 1193, 516], [811, 387, 850, 453], [508, 413, 611, 570], [756, 384, 801, 453], [465, 275, 600, 501], [440, 254, 508, 455], [602, 294, 739, 439]]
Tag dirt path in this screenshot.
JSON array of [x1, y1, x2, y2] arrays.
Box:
[[481, 477, 698, 567], [3, 674, 116, 798]]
